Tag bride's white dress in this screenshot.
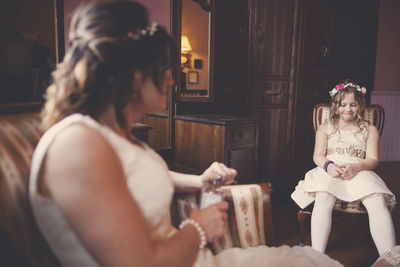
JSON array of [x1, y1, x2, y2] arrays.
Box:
[[29, 114, 343, 267]]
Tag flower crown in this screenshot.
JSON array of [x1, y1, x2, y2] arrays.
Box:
[[329, 82, 367, 98], [127, 22, 158, 40]]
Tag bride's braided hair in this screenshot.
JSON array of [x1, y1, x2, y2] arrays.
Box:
[[42, 0, 176, 130]]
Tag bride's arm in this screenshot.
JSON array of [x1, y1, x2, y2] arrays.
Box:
[[42, 125, 227, 267], [169, 162, 237, 192]]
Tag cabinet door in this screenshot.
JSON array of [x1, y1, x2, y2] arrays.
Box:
[[213, 0, 248, 115], [228, 147, 256, 184], [174, 120, 226, 173], [250, 108, 291, 196], [250, 0, 295, 78]]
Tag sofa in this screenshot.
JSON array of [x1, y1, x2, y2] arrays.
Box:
[[0, 109, 276, 266]]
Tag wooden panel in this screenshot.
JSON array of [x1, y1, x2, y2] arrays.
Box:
[[214, 78, 246, 116], [228, 125, 256, 148], [250, 108, 291, 197], [297, 80, 330, 107], [329, 0, 379, 93], [299, 0, 333, 80], [249, 80, 289, 106], [250, 0, 295, 77], [291, 107, 315, 187], [174, 119, 226, 172], [228, 147, 256, 184], [214, 0, 248, 77], [143, 115, 169, 150]]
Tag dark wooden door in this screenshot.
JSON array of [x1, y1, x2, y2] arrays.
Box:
[[248, 0, 297, 198]]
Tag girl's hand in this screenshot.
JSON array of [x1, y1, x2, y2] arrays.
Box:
[[190, 202, 229, 241], [337, 163, 359, 180], [327, 163, 343, 178], [200, 162, 237, 187]]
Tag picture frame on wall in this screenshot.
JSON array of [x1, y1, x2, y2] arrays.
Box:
[[188, 71, 199, 84]]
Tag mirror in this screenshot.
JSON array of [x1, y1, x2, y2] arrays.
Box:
[[0, 0, 64, 106], [176, 0, 214, 102]]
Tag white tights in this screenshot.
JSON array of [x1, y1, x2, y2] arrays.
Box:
[[311, 192, 396, 255]]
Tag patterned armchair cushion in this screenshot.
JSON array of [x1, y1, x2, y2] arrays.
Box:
[[176, 184, 272, 254]]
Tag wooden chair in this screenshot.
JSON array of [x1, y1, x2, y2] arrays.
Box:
[[297, 103, 385, 246]]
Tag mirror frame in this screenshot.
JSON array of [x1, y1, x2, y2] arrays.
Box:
[[0, 0, 64, 113], [172, 0, 215, 103]]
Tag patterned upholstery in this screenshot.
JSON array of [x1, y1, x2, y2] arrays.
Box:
[[0, 113, 60, 266], [175, 183, 274, 254], [313, 103, 385, 213]]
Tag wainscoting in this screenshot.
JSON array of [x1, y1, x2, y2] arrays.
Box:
[[371, 90, 400, 161]]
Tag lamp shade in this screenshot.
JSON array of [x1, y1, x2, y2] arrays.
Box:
[[181, 35, 192, 52]]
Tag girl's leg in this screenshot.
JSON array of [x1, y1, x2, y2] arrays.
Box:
[[362, 195, 396, 255], [311, 191, 337, 253]]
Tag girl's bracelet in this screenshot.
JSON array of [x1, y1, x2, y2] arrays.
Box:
[[179, 219, 207, 249], [323, 160, 334, 172]]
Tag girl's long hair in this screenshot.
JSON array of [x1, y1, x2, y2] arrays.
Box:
[[42, 0, 176, 132]]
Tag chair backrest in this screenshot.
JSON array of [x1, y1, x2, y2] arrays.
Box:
[[312, 103, 386, 213], [0, 112, 61, 266], [313, 103, 385, 135]]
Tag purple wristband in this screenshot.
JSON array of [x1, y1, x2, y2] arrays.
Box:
[[323, 160, 334, 172]]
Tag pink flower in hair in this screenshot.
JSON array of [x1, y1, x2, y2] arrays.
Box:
[[335, 83, 344, 91]]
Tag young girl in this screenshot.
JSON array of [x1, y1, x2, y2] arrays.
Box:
[[291, 81, 396, 255]]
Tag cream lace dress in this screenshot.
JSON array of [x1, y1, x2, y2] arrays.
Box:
[[29, 114, 343, 267], [291, 122, 396, 209]]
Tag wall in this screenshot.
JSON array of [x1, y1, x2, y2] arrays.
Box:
[[64, 0, 170, 51], [374, 0, 400, 92], [371, 0, 400, 161]]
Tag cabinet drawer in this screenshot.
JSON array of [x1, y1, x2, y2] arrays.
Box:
[[228, 125, 256, 147], [250, 80, 289, 106]]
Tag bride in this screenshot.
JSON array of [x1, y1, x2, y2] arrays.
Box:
[[29, 1, 342, 266]]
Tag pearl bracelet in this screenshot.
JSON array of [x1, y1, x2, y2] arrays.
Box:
[[179, 219, 207, 249]]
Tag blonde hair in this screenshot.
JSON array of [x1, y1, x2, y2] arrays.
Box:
[[42, 0, 175, 131], [329, 81, 366, 132]]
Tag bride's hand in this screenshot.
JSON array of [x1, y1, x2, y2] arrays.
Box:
[[200, 162, 237, 187], [190, 202, 229, 241]]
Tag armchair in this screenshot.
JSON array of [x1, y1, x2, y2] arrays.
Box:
[[0, 111, 60, 266], [297, 103, 387, 245]]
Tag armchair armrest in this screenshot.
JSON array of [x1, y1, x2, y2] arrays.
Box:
[[172, 182, 275, 254]]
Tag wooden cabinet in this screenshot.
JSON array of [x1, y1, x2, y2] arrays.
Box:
[[172, 0, 379, 199], [143, 113, 170, 150], [246, 0, 379, 199], [174, 114, 260, 184]]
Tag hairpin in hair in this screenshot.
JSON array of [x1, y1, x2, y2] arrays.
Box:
[[329, 82, 367, 98], [127, 22, 158, 40]]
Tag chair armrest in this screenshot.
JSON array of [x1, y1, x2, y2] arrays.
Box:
[[172, 182, 275, 253]]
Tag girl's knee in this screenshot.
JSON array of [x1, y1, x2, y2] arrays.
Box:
[[315, 192, 336, 204], [314, 192, 336, 210], [362, 194, 388, 212]]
